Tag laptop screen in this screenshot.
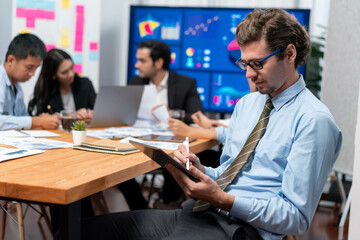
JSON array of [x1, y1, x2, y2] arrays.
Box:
[[89, 86, 144, 128]]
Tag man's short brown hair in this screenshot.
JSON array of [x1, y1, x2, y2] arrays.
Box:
[[236, 8, 310, 68]]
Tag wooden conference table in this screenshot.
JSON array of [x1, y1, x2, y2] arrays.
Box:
[[0, 129, 218, 239]]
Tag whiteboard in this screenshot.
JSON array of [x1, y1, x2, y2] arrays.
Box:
[[321, 1, 360, 176], [10, 0, 100, 104]]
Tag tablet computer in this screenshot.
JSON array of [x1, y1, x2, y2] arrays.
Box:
[[136, 135, 197, 143], [129, 140, 199, 182]]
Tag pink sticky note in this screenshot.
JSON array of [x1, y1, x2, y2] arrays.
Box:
[[89, 42, 98, 51], [26, 18, 36, 28], [74, 5, 85, 52], [76, 5, 84, 12], [46, 44, 56, 52], [74, 64, 82, 74], [16, 8, 55, 28], [16, 8, 26, 17]]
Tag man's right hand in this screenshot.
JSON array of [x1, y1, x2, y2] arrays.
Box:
[[173, 144, 204, 173], [31, 114, 60, 129]]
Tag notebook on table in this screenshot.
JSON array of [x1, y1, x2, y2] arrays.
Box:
[[89, 86, 144, 128], [73, 139, 139, 155]]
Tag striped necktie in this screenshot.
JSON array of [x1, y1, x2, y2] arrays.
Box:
[[192, 99, 274, 212]]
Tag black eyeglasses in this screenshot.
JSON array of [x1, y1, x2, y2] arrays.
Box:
[[235, 48, 283, 71]]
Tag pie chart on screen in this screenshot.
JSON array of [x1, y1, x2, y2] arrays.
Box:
[[227, 39, 241, 63]]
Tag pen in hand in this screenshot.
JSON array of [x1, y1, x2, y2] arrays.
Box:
[[184, 137, 190, 170]]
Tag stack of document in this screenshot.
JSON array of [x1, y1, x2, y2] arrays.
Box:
[[73, 139, 139, 155]]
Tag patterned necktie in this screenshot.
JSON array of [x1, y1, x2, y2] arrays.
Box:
[[192, 99, 274, 212]]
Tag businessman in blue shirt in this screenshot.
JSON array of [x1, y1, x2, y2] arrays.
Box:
[[0, 33, 59, 130], [82, 8, 342, 240]]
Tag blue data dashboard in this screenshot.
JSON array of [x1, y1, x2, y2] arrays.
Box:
[[128, 6, 310, 113]]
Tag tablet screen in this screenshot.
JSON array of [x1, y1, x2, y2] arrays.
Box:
[[137, 135, 197, 143], [130, 140, 199, 182]]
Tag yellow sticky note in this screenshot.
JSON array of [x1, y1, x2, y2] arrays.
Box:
[[61, 0, 70, 9], [19, 29, 30, 34], [60, 28, 70, 47], [60, 37, 70, 47], [61, 28, 70, 37]]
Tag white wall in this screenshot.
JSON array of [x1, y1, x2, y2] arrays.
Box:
[[351, 85, 360, 238], [0, 1, 13, 63], [99, 0, 329, 87]]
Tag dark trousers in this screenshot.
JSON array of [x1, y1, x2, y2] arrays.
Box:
[[81, 199, 262, 240], [117, 179, 148, 210]]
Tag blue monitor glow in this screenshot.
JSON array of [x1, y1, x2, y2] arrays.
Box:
[[128, 6, 310, 113]]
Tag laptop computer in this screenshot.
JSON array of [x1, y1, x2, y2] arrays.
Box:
[[89, 86, 144, 128]]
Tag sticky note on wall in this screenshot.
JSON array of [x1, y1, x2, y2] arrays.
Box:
[[74, 5, 85, 52], [46, 44, 56, 52], [74, 64, 82, 74], [60, 27, 70, 47], [89, 42, 98, 51], [61, 0, 70, 9], [19, 29, 30, 34]]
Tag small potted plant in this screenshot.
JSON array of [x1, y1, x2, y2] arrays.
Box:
[[72, 120, 87, 145]]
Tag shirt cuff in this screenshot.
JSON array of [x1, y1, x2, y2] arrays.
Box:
[[230, 196, 253, 221], [215, 126, 225, 143], [24, 116, 32, 129]]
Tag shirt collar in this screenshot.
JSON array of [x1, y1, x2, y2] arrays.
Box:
[[0, 64, 12, 88], [270, 74, 306, 111], [150, 70, 168, 90], [159, 71, 169, 89]]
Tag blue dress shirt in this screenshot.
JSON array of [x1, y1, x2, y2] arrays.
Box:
[[208, 75, 342, 239], [0, 64, 32, 130]]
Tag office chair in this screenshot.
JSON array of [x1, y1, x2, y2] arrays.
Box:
[[140, 169, 164, 207], [0, 201, 52, 240]]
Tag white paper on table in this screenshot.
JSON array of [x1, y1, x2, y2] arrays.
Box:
[[0, 148, 44, 162], [0, 130, 29, 138], [132, 119, 168, 131], [152, 105, 170, 125], [0, 137, 73, 150], [120, 137, 180, 150], [137, 85, 157, 121], [87, 127, 153, 139], [21, 130, 60, 137]]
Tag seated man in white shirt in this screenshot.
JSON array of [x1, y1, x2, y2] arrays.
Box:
[[0, 33, 59, 130]]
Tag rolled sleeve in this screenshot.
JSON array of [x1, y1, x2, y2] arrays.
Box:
[[0, 115, 32, 130]]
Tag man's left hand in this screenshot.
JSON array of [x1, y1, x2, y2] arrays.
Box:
[[166, 164, 234, 211]]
